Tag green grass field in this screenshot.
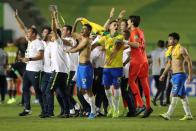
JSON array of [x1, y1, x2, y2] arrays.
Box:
[[0, 97, 196, 131], [0, 2, 3, 27]]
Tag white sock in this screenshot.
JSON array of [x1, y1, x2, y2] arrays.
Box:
[[88, 96, 96, 114], [113, 88, 120, 112], [96, 107, 100, 112], [167, 97, 178, 116], [105, 89, 113, 107], [70, 108, 75, 114], [74, 103, 80, 110], [83, 94, 90, 103], [181, 97, 192, 116]]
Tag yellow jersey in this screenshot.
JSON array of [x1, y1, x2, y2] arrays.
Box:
[[98, 33, 124, 68]]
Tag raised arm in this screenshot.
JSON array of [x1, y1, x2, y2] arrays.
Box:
[[182, 47, 193, 83], [103, 8, 115, 29], [14, 9, 27, 35], [51, 10, 58, 40], [117, 10, 126, 21], [116, 10, 126, 29], [72, 18, 83, 40], [52, 5, 62, 29]]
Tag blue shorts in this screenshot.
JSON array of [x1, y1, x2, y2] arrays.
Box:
[[76, 63, 93, 90], [171, 73, 187, 97], [102, 68, 123, 87]]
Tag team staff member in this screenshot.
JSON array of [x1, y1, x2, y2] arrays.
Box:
[[14, 10, 44, 116], [49, 11, 71, 118]]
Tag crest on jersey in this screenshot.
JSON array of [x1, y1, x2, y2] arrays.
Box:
[[134, 35, 139, 40]]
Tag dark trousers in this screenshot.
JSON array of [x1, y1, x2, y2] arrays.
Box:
[[22, 71, 44, 111], [67, 71, 77, 109], [158, 71, 166, 104], [77, 89, 90, 113], [40, 72, 54, 115], [153, 75, 162, 102], [76, 81, 90, 113], [154, 69, 171, 104], [0, 75, 6, 102], [166, 82, 172, 104], [121, 77, 136, 114], [121, 77, 128, 105], [49, 72, 70, 114], [153, 74, 164, 104], [153, 75, 160, 90], [92, 67, 108, 113], [162, 71, 172, 104]]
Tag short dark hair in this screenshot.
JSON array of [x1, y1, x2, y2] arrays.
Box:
[[168, 32, 180, 41], [42, 26, 51, 34], [84, 24, 92, 32], [56, 28, 61, 37], [63, 25, 72, 32], [30, 27, 38, 35], [157, 40, 165, 48], [129, 15, 140, 27]]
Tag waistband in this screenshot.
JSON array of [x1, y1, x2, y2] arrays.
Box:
[[172, 72, 186, 75], [79, 61, 92, 66], [52, 71, 68, 75]]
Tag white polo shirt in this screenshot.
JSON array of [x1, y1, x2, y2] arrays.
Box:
[[50, 38, 69, 73], [123, 47, 131, 78], [43, 41, 52, 73], [68, 53, 79, 71], [150, 48, 163, 75], [25, 39, 44, 72], [63, 36, 79, 71], [91, 35, 105, 68], [91, 46, 105, 68]]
